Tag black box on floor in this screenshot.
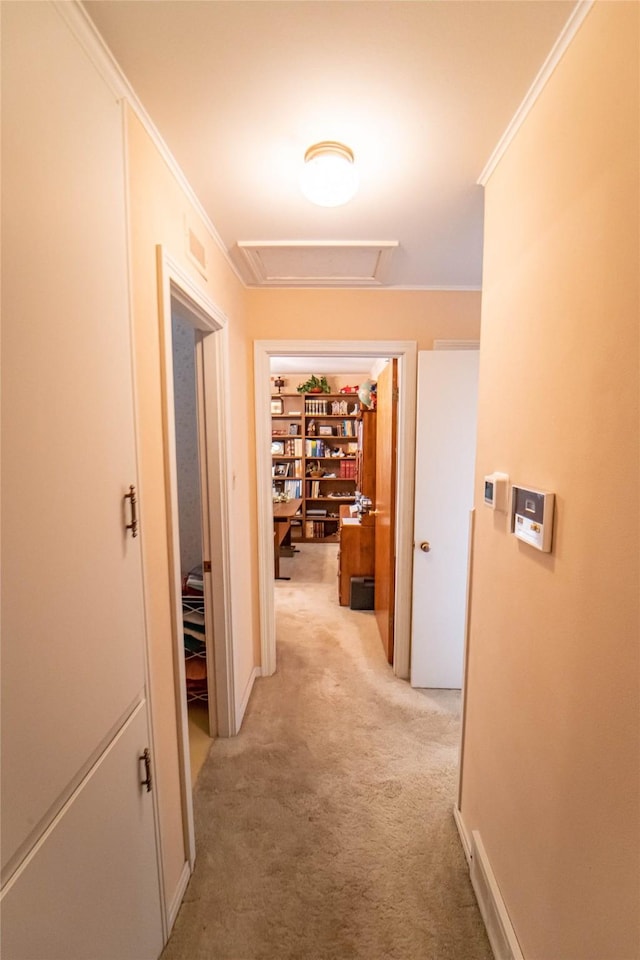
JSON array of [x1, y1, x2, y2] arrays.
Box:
[[350, 576, 374, 610]]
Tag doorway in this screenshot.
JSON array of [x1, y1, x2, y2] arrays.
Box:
[[156, 248, 235, 874], [254, 339, 418, 680], [170, 305, 215, 776], [269, 355, 399, 665]]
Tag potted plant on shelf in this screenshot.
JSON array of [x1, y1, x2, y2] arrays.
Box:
[[297, 374, 330, 394]]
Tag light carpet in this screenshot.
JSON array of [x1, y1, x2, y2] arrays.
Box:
[[161, 543, 492, 960]]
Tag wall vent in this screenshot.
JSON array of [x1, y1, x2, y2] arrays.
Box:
[[470, 831, 524, 960], [186, 222, 207, 279]]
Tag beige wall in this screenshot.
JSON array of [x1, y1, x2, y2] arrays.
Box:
[[460, 4, 639, 958], [125, 107, 259, 911], [247, 287, 481, 346]]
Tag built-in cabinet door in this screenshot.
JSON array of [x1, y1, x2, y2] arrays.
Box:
[[1, 3, 162, 954], [1, 702, 163, 960]]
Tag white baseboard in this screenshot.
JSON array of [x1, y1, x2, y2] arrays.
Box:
[[453, 804, 472, 865], [452, 808, 524, 960], [166, 859, 191, 935], [235, 666, 261, 732], [469, 830, 524, 960]]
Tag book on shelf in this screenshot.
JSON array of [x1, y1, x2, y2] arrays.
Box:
[[304, 397, 360, 417], [305, 438, 326, 457], [273, 437, 303, 455], [273, 479, 302, 499], [277, 437, 302, 456], [304, 519, 338, 539]]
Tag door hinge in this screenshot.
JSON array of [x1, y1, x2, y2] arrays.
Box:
[[202, 560, 212, 573], [393, 386, 400, 402]]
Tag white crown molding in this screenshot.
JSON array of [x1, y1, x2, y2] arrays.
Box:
[[388, 285, 482, 293], [434, 340, 480, 351], [58, 1, 244, 286], [54, 1, 128, 99], [247, 284, 482, 293], [477, 0, 595, 186]]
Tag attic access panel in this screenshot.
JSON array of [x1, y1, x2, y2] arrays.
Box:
[[234, 240, 398, 287]]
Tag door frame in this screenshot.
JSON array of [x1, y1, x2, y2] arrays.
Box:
[[157, 248, 236, 867], [253, 339, 417, 679]]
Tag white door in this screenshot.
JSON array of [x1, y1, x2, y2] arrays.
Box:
[[1, 4, 162, 955], [410, 351, 479, 688]]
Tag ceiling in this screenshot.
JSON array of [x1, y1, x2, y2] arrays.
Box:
[[84, 0, 576, 289]]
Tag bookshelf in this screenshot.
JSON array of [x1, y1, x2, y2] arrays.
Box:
[[271, 392, 362, 542]]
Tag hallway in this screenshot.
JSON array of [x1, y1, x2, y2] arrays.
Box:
[[162, 544, 492, 959]]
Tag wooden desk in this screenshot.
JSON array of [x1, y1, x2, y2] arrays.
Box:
[[273, 498, 302, 580]]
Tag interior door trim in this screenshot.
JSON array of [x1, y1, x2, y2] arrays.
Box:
[[156, 248, 236, 874], [253, 339, 417, 680]]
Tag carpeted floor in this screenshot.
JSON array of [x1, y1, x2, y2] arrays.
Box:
[[161, 543, 492, 960]]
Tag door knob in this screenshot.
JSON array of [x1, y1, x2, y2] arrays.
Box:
[[420, 541, 431, 552]]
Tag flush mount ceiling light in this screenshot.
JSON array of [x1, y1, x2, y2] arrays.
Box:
[[300, 141, 359, 207]]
